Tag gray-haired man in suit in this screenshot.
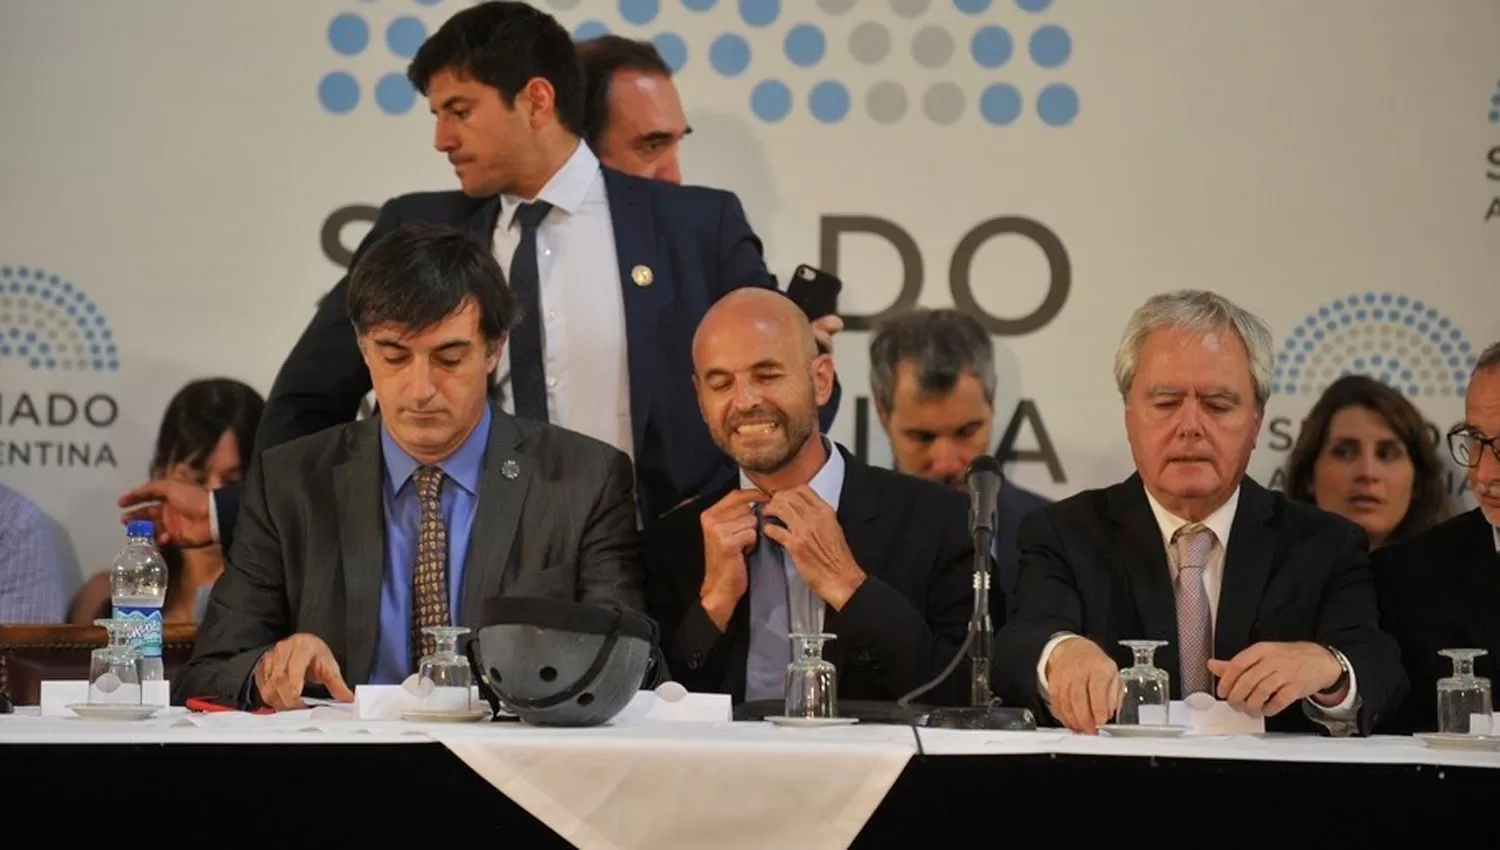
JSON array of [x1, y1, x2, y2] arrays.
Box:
[[176, 221, 646, 710]]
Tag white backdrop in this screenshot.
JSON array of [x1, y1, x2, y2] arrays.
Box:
[[1, 0, 1496, 589]]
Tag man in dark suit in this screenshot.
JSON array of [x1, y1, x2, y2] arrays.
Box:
[[869, 308, 1051, 617], [645, 289, 972, 707], [995, 290, 1406, 736], [1373, 343, 1500, 733], [118, 1, 837, 553], [176, 222, 644, 710]]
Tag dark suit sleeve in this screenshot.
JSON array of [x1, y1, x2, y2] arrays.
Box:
[[173, 452, 291, 706], [252, 201, 414, 457], [835, 497, 974, 704], [1370, 551, 1429, 734], [643, 508, 737, 690], [1312, 523, 1409, 735], [212, 483, 242, 553], [576, 449, 647, 615], [994, 509, 1084, 716]]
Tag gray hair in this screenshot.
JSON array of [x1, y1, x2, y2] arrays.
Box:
[[1113, 290, 1274, 408], [869, 308, 996, 413], [1475, 340, 1500, 375]]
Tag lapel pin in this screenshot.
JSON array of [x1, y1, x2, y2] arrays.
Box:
[[631, 265, 653, 286], [501, 459, 520, 480]]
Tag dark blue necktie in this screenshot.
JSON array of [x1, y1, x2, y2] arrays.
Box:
[[507, 200, 553, 421]]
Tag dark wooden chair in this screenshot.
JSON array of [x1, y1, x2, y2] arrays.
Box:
[[0, 623, 197, 705]]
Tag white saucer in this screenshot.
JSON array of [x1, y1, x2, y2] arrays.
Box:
[[1099, 723, 1185, 738], [1415, 732, 1500, 751], [67, 703, 159, 721], [765, 715, 859, 728], [402, 708, 491, 723]]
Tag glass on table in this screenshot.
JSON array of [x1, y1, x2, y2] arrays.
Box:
[[416, 626, 473, 713], [1115, 640, 1171, 726], [88, 618, 144, 706], [1437, 648, 1492, 735], [785, 633, 838, 719]]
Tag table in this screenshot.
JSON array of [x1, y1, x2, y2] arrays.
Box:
[[4, 709, 1499, 846]]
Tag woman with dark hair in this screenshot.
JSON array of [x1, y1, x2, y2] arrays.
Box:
[[70, 378, 264, 624], [1281, 374, 1453, 550]]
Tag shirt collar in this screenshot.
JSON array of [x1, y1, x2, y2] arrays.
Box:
[[738, 436, 846, 511], [497, 140, 600, 232], [380, 404, 492, 497], [1492, 521, 1500, 554], [1142, 483, 1240, 553]]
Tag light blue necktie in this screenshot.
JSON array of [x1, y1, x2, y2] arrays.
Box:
[[745, 513, 791, 702]]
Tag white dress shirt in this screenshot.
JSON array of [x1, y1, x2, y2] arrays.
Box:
[[490, 141, 633, 461], [1036, 484, 1359, 725], [1492, 521, 1499, 553]]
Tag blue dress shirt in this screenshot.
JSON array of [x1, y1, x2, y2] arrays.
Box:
[[368, 406, 491, 684]]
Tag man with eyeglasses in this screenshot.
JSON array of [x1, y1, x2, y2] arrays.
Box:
[[1372, 340, 1500, 733]]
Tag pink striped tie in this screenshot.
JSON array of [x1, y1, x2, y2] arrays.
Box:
[[1173, 524, 1215, 696]]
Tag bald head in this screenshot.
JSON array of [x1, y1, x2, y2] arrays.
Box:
[[693, 288, 817, 372], [692, 288, 835, 477]]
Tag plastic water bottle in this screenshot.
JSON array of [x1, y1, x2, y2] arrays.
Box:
[[111, 520, 167, 685]]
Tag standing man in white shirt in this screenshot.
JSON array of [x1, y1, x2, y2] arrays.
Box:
[[1373, 340, 1500, 733], [994, 289, 1406, 736]]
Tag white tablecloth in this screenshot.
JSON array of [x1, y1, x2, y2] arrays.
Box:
[[5, 707, 1499, 849]]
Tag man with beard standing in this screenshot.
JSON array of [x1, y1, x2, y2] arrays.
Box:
[[643, 289, 973, 707], [1373, 341, 1500, 733]]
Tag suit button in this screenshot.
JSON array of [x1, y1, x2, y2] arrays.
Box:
[[688, 652, 703, 670], [856, 650, 873, 665]]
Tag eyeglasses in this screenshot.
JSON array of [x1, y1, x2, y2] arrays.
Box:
[[1447, 425, 1500, 468]]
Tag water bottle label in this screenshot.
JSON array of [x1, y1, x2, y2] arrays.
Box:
[[114, 606, 163, 659]]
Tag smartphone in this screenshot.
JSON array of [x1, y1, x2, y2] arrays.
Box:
[[785, 264, 842, 320]]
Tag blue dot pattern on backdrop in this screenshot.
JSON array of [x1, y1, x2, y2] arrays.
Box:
[[0, 265, 119, 372], [413, 0, 444, 6], [1036, 83, 1078, 126], [954, 0, 993, 13], [1029, 25, 1071, 67], [971, 26, 1013, 68], [808, 81, 850, 123], [319, 72, 360, 114], [620, 0, 660, 25], [654, 33, 689, 71], [711, 34, 751, 76], [751, 80, 792, 121], [683, 0, 718, 9], [573, 20, 610, 40], [1271, 293, 1480, 399], [739, 0, 780, 28], [1015, 0, 1052, 11], [980, 83, 1022, 125], [376, 73, 417, 114], [784, 25, 826, 67], [386, 16, 427, 58], [328, 13, 370, 56]]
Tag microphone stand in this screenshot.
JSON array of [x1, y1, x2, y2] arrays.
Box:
[[924, 525, 1036, 731]]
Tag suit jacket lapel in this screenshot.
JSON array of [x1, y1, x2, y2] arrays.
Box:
[[462, 196, 503, 245], [1215, 479, 1278, 660], [335, 417, 387, 684], [1107, 476, 1180, 684], [459, 409, 533, 628], [603, 168, 672, 454], [826, 448, 884, 674]]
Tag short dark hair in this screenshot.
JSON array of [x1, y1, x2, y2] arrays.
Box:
[[577, 35, 672, 151], [347, 221, 516, 345], [869, 308, 997, 414], [407, 0, 584, 137], [151, 378, 264, 479], [1281, 374, 1454, 547]]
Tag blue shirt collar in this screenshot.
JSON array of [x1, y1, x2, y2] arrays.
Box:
[[380, 404, 492, 497], [737, 436, 846, 511]]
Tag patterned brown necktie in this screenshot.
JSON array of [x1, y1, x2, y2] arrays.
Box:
[[410, 466, 450, 672], [1172, 523, 1215, 696]]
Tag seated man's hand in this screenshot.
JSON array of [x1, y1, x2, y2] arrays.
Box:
[[254, 633, 355, 710], [1045, 637, 1121, 735], [1208, 641, 1347, 718], [117, 480, 214, 548]]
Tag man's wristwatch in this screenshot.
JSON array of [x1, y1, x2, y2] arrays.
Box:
[[1318, 645, 1351, 696]]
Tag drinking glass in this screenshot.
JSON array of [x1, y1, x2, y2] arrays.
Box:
[[1437, 648, 1492, 735], [1115, 640, 1170, 726], [785, 633, 838, 719], [416, 626, 473, 714], [88, 618, 143, 706]]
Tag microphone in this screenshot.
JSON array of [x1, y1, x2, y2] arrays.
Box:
[[918, 455, 1036, 731]]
